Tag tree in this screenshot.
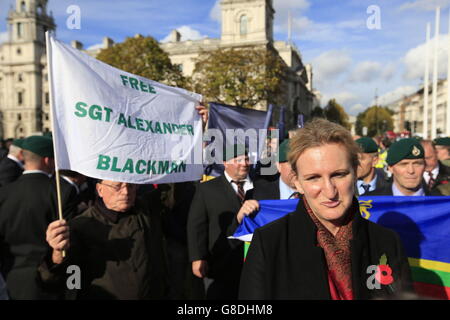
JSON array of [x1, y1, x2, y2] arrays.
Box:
[[355, 105, 394, 137], [310, 106, 324, 119], [323, 99, 351, 130], [96, 35, 188, 89], [192, 47, 287, 108]]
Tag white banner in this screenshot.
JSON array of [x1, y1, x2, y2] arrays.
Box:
[[47, 34, 204, 184]]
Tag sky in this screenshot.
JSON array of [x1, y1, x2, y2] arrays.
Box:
[[2, 0, 450, 116]]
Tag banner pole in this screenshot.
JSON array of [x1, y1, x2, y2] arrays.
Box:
[[45, 31, 65, 257]]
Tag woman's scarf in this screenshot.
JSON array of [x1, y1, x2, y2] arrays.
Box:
[[303, 197, 355, 300]]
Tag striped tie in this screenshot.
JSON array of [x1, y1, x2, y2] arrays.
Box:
[[427, 171, 436, 189], [232, 180, 246, 203]]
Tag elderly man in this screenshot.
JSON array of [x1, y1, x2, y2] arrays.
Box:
[[367, 138, 441, 196], [187, 144, 253, 299], [420, 140, 450, 192], [0, 135, 77, 299], [0, 138, 24, 187], [41, 179, 168, 299], [355, 137, 389, 196], [433, 137, 450, 167]]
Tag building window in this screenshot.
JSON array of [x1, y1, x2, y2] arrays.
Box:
[[21, 1, 26, 12], [18, 73, 23, 82], [45, 92, 49, 105], [45, 113, 49, 121], [18, 92, 23, 105], [17, 23, 23, 38], [17, 113, 22, 121], [17, 48, 22, 55], [240, 15, 248, 35]]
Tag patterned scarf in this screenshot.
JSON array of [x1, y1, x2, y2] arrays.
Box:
[[303, 198, 355, 300]]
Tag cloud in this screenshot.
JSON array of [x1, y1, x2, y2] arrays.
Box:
[[374, 86, 417, 106], [86, 42, 104, 51], [349, 61, 382, 83], [381, 62, 397, 81], [0, 31, 7, 44], [210, 0, 221, 22], [160, 26, 207, 43], [311, 50, 352, 84], [321, 91, 359, 108], [350, 103, 366, 114], [399, 0, 450, 11], [403, 34, 449, 80]]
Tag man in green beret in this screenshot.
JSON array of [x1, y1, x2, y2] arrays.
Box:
[[188, 143, 253, 299], [366, 138, 441, 196], [420, 139, 450, 192], [433, 137, 450, 167], [0, 135, 78, 299], [355, 137, 389, 196]]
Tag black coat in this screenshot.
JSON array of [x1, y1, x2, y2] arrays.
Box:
[[0, 157, 23, 188], [431, 162, 450, 191], [0, 173, 78, 300], [253, 179, 280, 200], [357, 168, 390, 196], [39, 198, 168, 300], [365, 181, 441, 196], [187, 175, 251, 299], [239, 198, 413, 300]]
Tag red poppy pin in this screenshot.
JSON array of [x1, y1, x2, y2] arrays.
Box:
[[375, 254, 394, 286]]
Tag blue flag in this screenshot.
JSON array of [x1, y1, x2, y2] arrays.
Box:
[[205, 102, 273, 177]]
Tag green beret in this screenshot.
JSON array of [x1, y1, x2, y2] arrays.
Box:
[[43, 131, 53, 138], [278, 139, 290, 163], [434, 137, 450, 146], [21, 135, 54, 158], [12, 138, 25, 148], [355, 137, 378, 153], [223, 144, 248, 161], [387, 138, 424, 166]]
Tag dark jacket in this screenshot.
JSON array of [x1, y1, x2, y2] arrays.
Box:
[[357, 168, 390, 196], [39, 197, 168, 300], [187, 175, 252, 299], [366, 181, 441, 196], [0, 173, 77, 300], [239, 198, 413, 300], [0, 157, 23, 188], [431, 162, 450, 191], [253, 179, 280, 200]]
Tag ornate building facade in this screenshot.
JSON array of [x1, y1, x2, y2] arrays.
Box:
[[0, 0, 317, 139]]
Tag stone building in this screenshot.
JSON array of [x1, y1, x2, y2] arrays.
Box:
[[386, 79, 449, 137]]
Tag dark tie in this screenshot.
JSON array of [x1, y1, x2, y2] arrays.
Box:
[[289, 192, 300, 199], [361, 184, 371, 194], [232, 180, 246, 203], [427, 171, 436, 189]]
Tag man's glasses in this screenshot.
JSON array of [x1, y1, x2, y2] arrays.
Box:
[[100, 182, 137, 192]]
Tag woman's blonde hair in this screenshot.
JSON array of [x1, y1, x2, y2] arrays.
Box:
[[288, 118, 361, 175]]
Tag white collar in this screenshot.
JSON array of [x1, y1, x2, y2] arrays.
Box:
[[392, 182, 425, 196], [7, 155, 24, 169], [23, 170, 52, 178], [224, 170, 250, 184]]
